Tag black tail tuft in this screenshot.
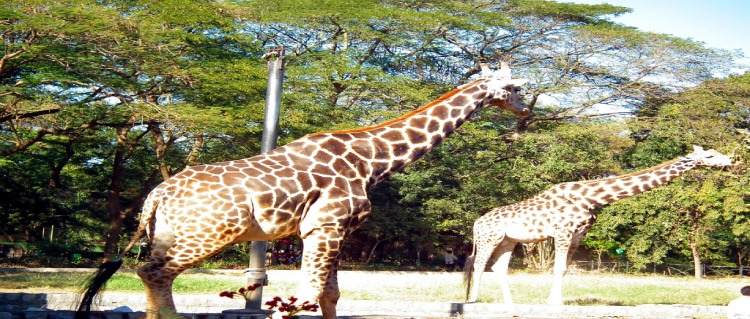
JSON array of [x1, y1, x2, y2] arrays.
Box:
[[74, 259, 124, 319], [463, 255, 475, 301]]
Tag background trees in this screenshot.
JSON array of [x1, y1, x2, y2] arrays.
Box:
[[1, 0, 747, 272]]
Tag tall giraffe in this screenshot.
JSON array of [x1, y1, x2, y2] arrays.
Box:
[[464, 145, 733, 305], [76, 63, 531, 319]]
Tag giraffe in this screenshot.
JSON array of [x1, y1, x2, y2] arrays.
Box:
[[76, 63, 531, 319], [464, 145, 733, 306]]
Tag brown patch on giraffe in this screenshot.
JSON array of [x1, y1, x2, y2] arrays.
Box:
[[391, 159, 406, 173], [297, 142, 318, 155], [392, 143, 410, 157], [368, 162, 387, 180], [351, 141, 374, 158], [345, 153, 367, 173], [450, 95, 468, 107], [310, 174, 331, 188], [194, 172, 220, 183], [256, 192, 274, 207], [319, 138, 347, 154], [232, 161, 250, 168], [278, 196, 300, 213], [312, 149, 334, 163], [411, 146, 428, 160], [408, 117, 428, 129], [430, 134, 444, 145], [296, 175, 313, 191], [427, 119, 441, 132], [276, 167, 296, 178], [450, 108, 463, 117], [442, 122, 455, 134], [328, 186, 348, 199], [371, 138, 390, 158], [275, 212, 293, 224], [311, 164, 336, 176], [332, 158, 354, 175], [463, 84, 480, 93], [380, 130, 405, 142], [335, 134, 354, 142], [406, 128, 427, 144], [223, 171, 247, 181]]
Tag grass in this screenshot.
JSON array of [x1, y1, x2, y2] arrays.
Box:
[[0, 269, 743, 306]]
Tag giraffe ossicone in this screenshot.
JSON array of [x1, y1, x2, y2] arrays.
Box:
[[76, 64, 531, 319], [464, 145, 733, 306]]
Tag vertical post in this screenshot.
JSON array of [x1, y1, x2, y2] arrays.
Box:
[[246, 46, 286, 309]]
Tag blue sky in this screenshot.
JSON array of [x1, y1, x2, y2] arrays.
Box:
[[566, 0, 750, 66]]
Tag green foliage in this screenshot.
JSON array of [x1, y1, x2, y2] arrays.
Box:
[[0, 0, 746, 269], [588, 72, 750, 271]]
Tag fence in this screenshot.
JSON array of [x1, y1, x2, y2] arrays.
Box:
[[569, 260, 750, 277]]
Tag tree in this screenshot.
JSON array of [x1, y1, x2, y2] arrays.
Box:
[[1, 0, 743, 265], [1, 0, 267, 256], [591, 72, 750, 276]]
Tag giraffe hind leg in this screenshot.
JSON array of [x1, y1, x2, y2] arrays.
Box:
[[489, 241, 516, 304], [468, 232, 506, 303], [138, 227, 244, 319]]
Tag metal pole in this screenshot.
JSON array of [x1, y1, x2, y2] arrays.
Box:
[[246, 46, 286, 309]]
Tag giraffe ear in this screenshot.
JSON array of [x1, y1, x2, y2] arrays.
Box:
[[499, 61, 511, 79]]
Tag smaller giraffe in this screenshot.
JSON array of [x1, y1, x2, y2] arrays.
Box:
[[464, 145, 733, 305]]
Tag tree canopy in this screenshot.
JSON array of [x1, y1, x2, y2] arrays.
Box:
[[1, 0, 747, 272]]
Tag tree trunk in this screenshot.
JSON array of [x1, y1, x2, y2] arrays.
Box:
[[102, 125, 160, 260], [103, 128, 128, 260], [690, 241, 702, 279], [365, 236, 391, 264], [689, 213, 704, 280]]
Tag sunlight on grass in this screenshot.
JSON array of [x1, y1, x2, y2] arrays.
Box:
[[0, 270, 742, 306]]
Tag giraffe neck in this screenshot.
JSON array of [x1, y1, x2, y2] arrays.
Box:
[[578, 157, 698, 207], [300, 78, 496, 188]]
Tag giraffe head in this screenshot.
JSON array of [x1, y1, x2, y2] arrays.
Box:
[[477, 62, 531, 117], [685, 145, 734, 167]]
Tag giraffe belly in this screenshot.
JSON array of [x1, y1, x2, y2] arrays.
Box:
[[505, 227, 549, 243]]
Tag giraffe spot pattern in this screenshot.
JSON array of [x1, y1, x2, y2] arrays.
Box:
[[128, 75, 533, 318]]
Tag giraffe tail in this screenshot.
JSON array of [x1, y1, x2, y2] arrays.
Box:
[[463, 243, 477, 301], [121, 184, 162, 255], [74, 186, 162, 319], [74, 258, 123, 319]]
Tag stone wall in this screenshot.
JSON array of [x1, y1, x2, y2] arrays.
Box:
[[0, 291, 729, 319], [0, 292, 271, 319]]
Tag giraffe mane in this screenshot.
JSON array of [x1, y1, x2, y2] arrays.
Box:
[[583, 157, 681, 184], [309, 78, 484, 136]]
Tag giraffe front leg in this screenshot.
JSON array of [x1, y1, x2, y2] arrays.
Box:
[[320, 262, 341, 318], [279, 228, 345, 319], [547, 236, 572, 305]]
